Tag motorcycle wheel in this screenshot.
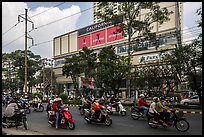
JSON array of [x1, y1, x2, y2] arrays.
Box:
[[131, 111, 140, 120], [104, 118, 112, 126], [39, 105, 44, 112], [68, 122, 75, 130], [175, 119, 190, 132], [148, 117, 159, 128], [121, 111, 126, 116], [23, 117, 28, 130]]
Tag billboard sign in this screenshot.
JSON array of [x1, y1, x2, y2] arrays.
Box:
[[78, 34, 91, 49], [92, 29, 106, 47], [107, 26, 124, 42]]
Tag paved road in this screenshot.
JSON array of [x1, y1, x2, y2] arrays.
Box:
[[2, 105, 202, 135]]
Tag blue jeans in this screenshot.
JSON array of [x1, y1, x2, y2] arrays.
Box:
[[55, 111, 59, 127], [139, 106, 148, 115]]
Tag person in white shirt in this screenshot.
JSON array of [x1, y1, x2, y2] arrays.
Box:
[[148, 97, 160, 123]]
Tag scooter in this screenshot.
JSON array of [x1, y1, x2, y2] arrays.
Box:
[[106, 101, 126, 116], [33, 102, 44, 112], [84, 106, 112, 126], [48, 106, 75, 130]]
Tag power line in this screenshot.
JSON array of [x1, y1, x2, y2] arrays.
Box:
[[34, 6, 93, 30], [2, 34, 25, 49], [2, 2, 66, 36], [30, 2, 66, 18], [2, 22, 22, 36]]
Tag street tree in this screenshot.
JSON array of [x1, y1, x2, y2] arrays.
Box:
[[161, 8, 202, 105], [62, 54, 83, 97], [96, 2, 173, 97], [11, 50, 42, 95], [97, 46, 131, 96], [79, 46, 97, 91]]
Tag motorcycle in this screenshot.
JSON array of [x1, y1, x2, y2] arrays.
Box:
[[48, 106, 75, 130], [107, 101, 126, 116], [17, 101, 31, 114], [130, 106, 148, 120], [2, 109, 28, 130], [84, 105, 112, 126], [147, 108, 190, 132], [33, 102, 44, 112], [78, 103, 91, 115]]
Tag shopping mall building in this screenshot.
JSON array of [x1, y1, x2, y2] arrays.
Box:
[[52, 2, 183, 97]]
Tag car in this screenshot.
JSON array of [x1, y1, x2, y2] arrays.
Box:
[[180, 95, 200, 105]]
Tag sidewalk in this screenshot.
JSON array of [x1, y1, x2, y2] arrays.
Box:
[[2, 128, 45, 135]]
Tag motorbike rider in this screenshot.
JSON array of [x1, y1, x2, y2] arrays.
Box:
[[155, 97, 171, 126], [52, 97, 62, 129], [110, 95, 120, 112], [46, 96, 54, 112], [138, 94, 149, 117], [32, 96, 41, 110], [148, 97, 160, 123], [2, 98, 19, 124], [91, 98, 100, 121]]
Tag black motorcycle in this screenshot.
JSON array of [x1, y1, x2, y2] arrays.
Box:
[[147, 108, 190, 132], [84, 106, 112, 126], [2, 109, 28, 130], [130, 106, 148, 120]]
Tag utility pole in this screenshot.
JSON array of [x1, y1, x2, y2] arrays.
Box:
[[176, 2, 182, 47], [50, 59, 53, 97], [43, 58, 46, 99], [18, 9, 34, 95]]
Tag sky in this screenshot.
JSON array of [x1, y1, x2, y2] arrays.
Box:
[[2, 2, 202, 59]]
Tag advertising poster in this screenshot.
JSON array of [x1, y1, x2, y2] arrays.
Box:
[[92, 29, 106, 47], [78, 34, 91, 49], [107, 26, 124, 42]]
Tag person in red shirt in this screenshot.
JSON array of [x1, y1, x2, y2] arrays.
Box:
[[138, 94, 149, 116], [91, 98, 100, 120], [52, 97, 62, 129]]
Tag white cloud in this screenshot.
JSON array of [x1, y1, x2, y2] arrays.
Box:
[[2, 2, 81, 58]]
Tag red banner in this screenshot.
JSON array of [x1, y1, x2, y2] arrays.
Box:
[[107, 26, 124, 43], [92, 30, 106, 47], [78, 34, 91, 49]]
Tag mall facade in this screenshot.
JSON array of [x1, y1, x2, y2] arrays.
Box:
[[52, 2, 183, 97]]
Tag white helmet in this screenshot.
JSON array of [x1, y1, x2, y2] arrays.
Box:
[[139, 94, 145, 97]]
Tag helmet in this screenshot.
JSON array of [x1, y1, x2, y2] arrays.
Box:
[[56, 97, 62, 102], [152, 97, 158, 101], [139, 94, 144, 97]]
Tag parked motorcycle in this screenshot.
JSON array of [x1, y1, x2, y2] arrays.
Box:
[[130, 106, 148, 120], [147, 108, 190, 132], [2, 109, 28, 130], [84, 106, 112, 126], [48, 106, 75, 130], [107, 101, 126, 116]]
